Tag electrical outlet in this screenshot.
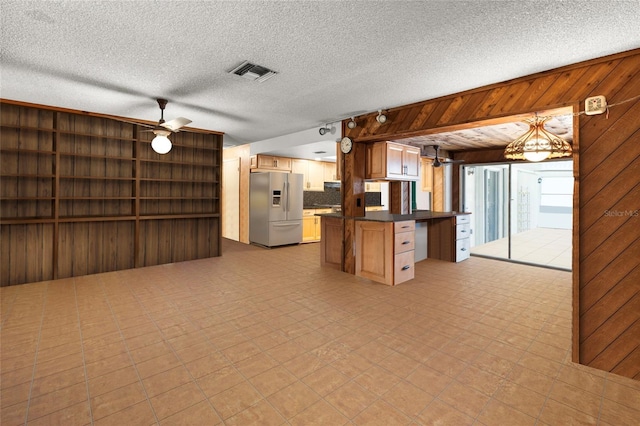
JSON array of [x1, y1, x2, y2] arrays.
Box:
[[585, 95, 607, 115]]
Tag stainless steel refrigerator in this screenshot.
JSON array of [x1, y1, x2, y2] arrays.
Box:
[[250, 172, 304, 247]]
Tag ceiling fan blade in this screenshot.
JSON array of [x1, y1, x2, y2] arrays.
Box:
[[161, 117, 192, 132]]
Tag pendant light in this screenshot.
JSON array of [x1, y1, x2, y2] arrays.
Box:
[[504, 115, 572, 162]]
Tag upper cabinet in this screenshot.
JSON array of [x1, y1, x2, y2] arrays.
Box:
[[323, 161, 338, 182], [366, 142, 420, 181], [292, 159, 324, 191], [421, 158, 433, 192], [250, 154, 291, 172]]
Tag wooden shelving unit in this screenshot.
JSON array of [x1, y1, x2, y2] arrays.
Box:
[[1, 102, 222, 286]]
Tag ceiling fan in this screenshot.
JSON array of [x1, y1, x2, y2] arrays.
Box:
[[145, 99, 192, 154], [420, 144, 464, 167]]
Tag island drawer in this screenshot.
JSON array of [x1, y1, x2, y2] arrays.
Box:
[[456, 238, 471, 262], [456, 223, 471, 240], [394, 250, 415, 284], [394, 220, 415, 233], [394, 231, 415, 254], [456, 215, 470, 225]]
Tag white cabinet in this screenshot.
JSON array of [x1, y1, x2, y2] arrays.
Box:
[[455, 214, 471, 262], [366, 142, 420, 181], [292, 159, 324, 191]]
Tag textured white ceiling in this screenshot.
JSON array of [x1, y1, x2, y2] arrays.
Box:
[[2, 1, 639, 148]]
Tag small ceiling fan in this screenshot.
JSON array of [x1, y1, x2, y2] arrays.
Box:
[[145, 99, 192, 154], [420, 144, 464, 167]]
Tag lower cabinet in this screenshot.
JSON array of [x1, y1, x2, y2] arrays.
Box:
[[427, 214, 471, 262], [355, 220, 415, 285], [303, 209, 332, 242]]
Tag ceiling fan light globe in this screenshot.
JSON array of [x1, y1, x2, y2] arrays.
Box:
[[151, 135, 172, 154]]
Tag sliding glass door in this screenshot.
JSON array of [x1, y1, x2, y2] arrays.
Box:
[[462, 160, 573, 270]]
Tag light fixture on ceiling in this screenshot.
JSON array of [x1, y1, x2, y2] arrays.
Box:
[[504, 115, 572, 162], [319, 124, 335, 136], [151, 129, 172, 154], [376, 110, 387, 124], [347, 117, 357, 129]]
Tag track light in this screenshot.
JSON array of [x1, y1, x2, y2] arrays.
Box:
[[347, 117, 357, 129], [319, 124, 335, 136], [376, 110, 387, 124]]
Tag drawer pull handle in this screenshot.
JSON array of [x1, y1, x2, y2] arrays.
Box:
[[460, 230, 466, 233], [402, 265, 411, 271], [402, 241, 411, 245], [461, 248, 467, 251], [401, 225, 410, 228]]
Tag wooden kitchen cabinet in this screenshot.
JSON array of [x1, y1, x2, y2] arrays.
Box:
[[366, 141, 420, 181], [323, 162, 338, 182], [292, 159, 324, 191], [250, 154, 291, 172], [365, 182, 381, 192], [355, 220, 415, 285], [303, 208, 331, 242], [421, 158, 433, 192]]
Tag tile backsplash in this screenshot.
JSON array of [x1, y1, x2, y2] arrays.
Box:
[[303, 183, 381, 208]]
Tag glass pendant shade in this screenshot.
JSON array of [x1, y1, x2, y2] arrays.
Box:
[[151, 134, 172, 154], [504, 116, 572, 162]]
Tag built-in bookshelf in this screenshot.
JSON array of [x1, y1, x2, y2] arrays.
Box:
[[0, 101, 222, 286]]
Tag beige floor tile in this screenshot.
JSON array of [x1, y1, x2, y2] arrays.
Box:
[[92, 401, 156, 426], [354, 364, 403, 396], [142, 365, 193, 398], [415, 399, 474, 426], [233, 352, 279, 378], [381, 380, 434, 417], [159, 400, 222, 425], [301, 364, 351, 396], [493, 381, 547, 418], [598, 397, 640, 426], [353, 399, 411, 425], [209, 381, 263, 420], [406, 364, 453, 396], [197, 365, 246, 398], [438, 381, 491, 418], [289, 399, 350, 426], [538, 398, 598, 425], [267, 380, 321, 419], [548, 380, 602, 418], [1, 400, 28, 426], [324, 381, 377, 419], [27, 382, 88, 422], [249, 365, 298, 397], [30, 365, 86, 397], [90, 381, 147, 421], [455, 364, 505, 396], [27, 401, 92, 426], [224, 399, 285, 426], [150, 380, 206, 420], [477, 398, 536, 425]]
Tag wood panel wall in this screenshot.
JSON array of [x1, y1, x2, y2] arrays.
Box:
[[343, 49, 640, 380], [1, 101, 222, 286]]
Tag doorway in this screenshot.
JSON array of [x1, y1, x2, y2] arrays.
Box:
[[462, 160, 573, 270]]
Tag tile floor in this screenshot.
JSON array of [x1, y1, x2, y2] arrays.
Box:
[[471, 228, 572, 270], [1, 239, 638, 425]]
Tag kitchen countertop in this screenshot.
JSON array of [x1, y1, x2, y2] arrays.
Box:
[[316, 210, 470, 222]]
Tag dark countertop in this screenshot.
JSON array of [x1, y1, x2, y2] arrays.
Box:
[[316, 210, 471, 222]]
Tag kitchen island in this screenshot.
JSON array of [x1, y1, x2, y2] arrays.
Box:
[[319, 210, 471, 285]]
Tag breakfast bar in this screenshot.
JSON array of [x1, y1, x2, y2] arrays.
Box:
[[319, 210, 471, 285]]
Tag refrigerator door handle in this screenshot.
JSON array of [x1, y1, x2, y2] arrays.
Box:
[[282, 182, 287, 212], [286, 181, 290, 212], [272, 222, 300, 227]]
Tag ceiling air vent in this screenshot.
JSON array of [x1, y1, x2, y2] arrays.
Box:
[[228, 60, 277, 83]]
